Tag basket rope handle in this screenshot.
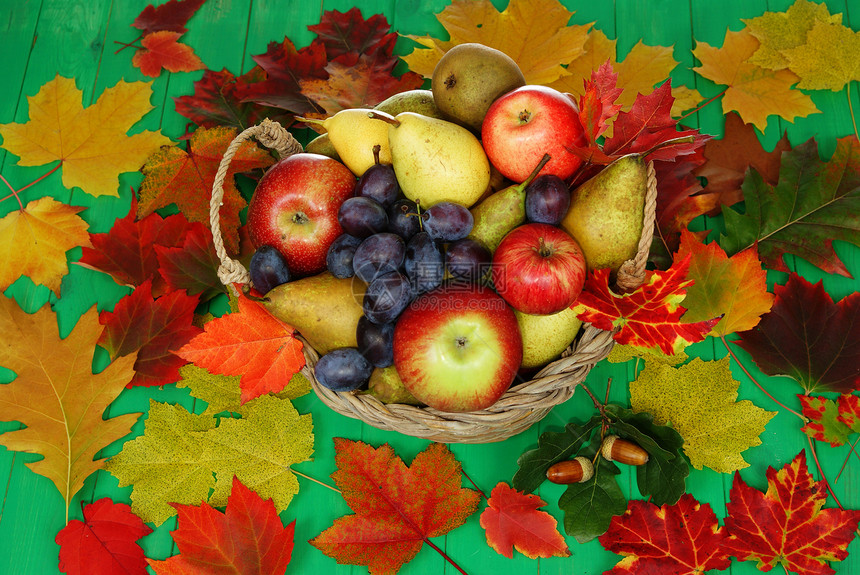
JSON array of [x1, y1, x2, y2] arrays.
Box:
[[615, 160, 657, 292], [209, 119, 303, 290]]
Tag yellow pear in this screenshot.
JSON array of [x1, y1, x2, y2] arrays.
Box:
[[369, 111, 490, 208], [296, 109, 393, 176], [263, 272, 365, 355], [515, 307, 582, 369]]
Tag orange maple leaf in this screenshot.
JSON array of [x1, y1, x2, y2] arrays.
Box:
[[0, 197, 92, 294], [175, 291, 305, 404], [692, 29, 819, 131], [138, 126, 275, 255], [132, 30, 205, 77], [0, 75, 170, 197]]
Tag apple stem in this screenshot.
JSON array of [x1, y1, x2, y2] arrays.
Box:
[[520, 153, 552, 189], [366, 110, 400, 127]]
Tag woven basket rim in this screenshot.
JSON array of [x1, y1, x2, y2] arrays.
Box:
[[208, 119, 658, 444]]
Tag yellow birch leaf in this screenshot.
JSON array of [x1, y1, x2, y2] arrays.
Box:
[[607, 344, 688, 366], [692, 29, 819, 131], [0, 297, 139, 513], [630, 357, 776, 473], [0, 197, 92, 294], [781, 20, 860, 91], [0, 75, 171, 197], [743, 0, 842, 71], [401, 0, 593, 85]]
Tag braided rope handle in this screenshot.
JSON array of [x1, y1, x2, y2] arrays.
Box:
[[209, 119, 303, 290]]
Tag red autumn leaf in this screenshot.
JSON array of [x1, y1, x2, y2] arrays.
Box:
[[132, 0, 206, 36], [310, 439, 481, 574], [479, 482, 570, 560], [735, 273, 860, 393], [571, 254, 719, 355], [598, 493, 731, 575], [241, 38, 328, 114], [56, 498, 152, 575], [147, 476, 295, 575], [308, 7, 394, 60], [798, 393, 860, 447], [98, 279, 202, 387], [722, 450, 860, 575], [77, 195, 189, 295], [577, 60, 623, 146], [138, 126, 275, 255], [132, 31, 204, 78], [155, 221, 223, 300], [175, 291, 305, 403], [837, 393, 860, 431]]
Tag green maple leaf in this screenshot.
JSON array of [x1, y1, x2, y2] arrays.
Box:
[[629, 357, 776, 473]]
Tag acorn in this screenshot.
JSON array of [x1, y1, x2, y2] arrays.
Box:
[[546, 456, 594, 484], [601, 435, 649, 465]]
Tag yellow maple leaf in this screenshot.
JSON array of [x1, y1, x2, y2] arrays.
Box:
[[0, 196, 92, 294], [742, 0, 842, 71], [0, 75, 170, 197], [401, 0, 593, 85], [781, 20, 860, 91], [630, 357, 776, 473], [692, 29, 819, 131], [0, 297, 139, 518]]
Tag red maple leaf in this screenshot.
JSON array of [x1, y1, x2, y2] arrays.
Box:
[[310, 439, 481, 574], [798, 393, 860, 446], [132, 0, 206, 36], [308, 7, 394, 60], [479, 482, 570, 560], [155, 221, 223, 300], [837, 393, 860, 430], [56, 498, 152, 575], [735, 273, 860, 393], [147, 476, 295, 575], [132, 31, 204, 78], [98, 279, 202, 387], [722, 450, 860, 575], [576, 61, 623, 147], [241, 37, 328, 114], [571, 254, 719, 355], [78, 195, 190, 295], [175, 291, 305, 403], [598, 493, 731, 575]]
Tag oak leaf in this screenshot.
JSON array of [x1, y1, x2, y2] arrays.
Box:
[[401, 0, 593, 86], [132, 31, 204, 77], [692, 29, 818, 131], [132, 0, 206, 36], [630, 357, 776, 472], [480, 483, 570, 559], [0, 197, 91, 294], [310, 439, 480, 574], [782, 19, 860, 91], [798, 394, 860, 447], [571, 254, 719, 355], [675, 229, 774, 337], [0, 75, 170, 197], [138, 126, 274, 255], [56, 498, 152, 575], [722, 450, 860, 575], [0, 297, 139, 511], [599, 493, 731, 575], [735, 273, 860, 394], [105, 395, 313, 525], [147, 477, 295, 575], [98, 279, 202, 387], [176, 291, 305, 404]]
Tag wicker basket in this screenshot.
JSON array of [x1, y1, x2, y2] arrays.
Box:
[[209, 119, 657, 444]]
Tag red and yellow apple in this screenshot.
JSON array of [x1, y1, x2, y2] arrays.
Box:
[[393, 284, 523, 412], [247, 153, 356, 277]]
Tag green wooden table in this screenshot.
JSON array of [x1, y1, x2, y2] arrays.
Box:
[[1, 0, 858, 573]]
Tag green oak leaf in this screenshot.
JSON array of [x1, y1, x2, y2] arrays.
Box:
[[558, 445, 626, 543]]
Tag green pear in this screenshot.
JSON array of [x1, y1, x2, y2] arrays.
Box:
[[561, 154, 647, 273], [468, 154, 551, 252], [305, 132, 340, 161], [296, 109, 394, 176], [368, 111, 490, 208], [515, 307, 582, 369], [263, 272, 365, 355], [361, 366, 422, 404], [375, 89, 444, 119]]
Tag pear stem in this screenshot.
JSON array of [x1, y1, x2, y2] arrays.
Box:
[[366, 110, 400, 127], [294, 116, 326, 129], [520, 153, 552, 188], [372, 144, 381, 165]]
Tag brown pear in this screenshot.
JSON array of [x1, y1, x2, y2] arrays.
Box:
[[263, 272, 365, 355]]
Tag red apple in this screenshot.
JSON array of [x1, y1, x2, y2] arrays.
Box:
[[492, 223, 586, 315], [481, 85, 586, 183], [393, 284, 522, 412], [247, 153, 356, 277]]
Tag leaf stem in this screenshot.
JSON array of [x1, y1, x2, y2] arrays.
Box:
[[807, 435, 843, 509], [0, 174, 24, 210], [291, 469, 341, 494], [677, 87, 728, 122], [113, 35, 143, 54], [579, 382, 607, 417], [834, 436, 860, 484], [847, 82, 859, 143], [0, 162, 63, 210], [460, 469, 487, 500], [423, 538, 469, 575]]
